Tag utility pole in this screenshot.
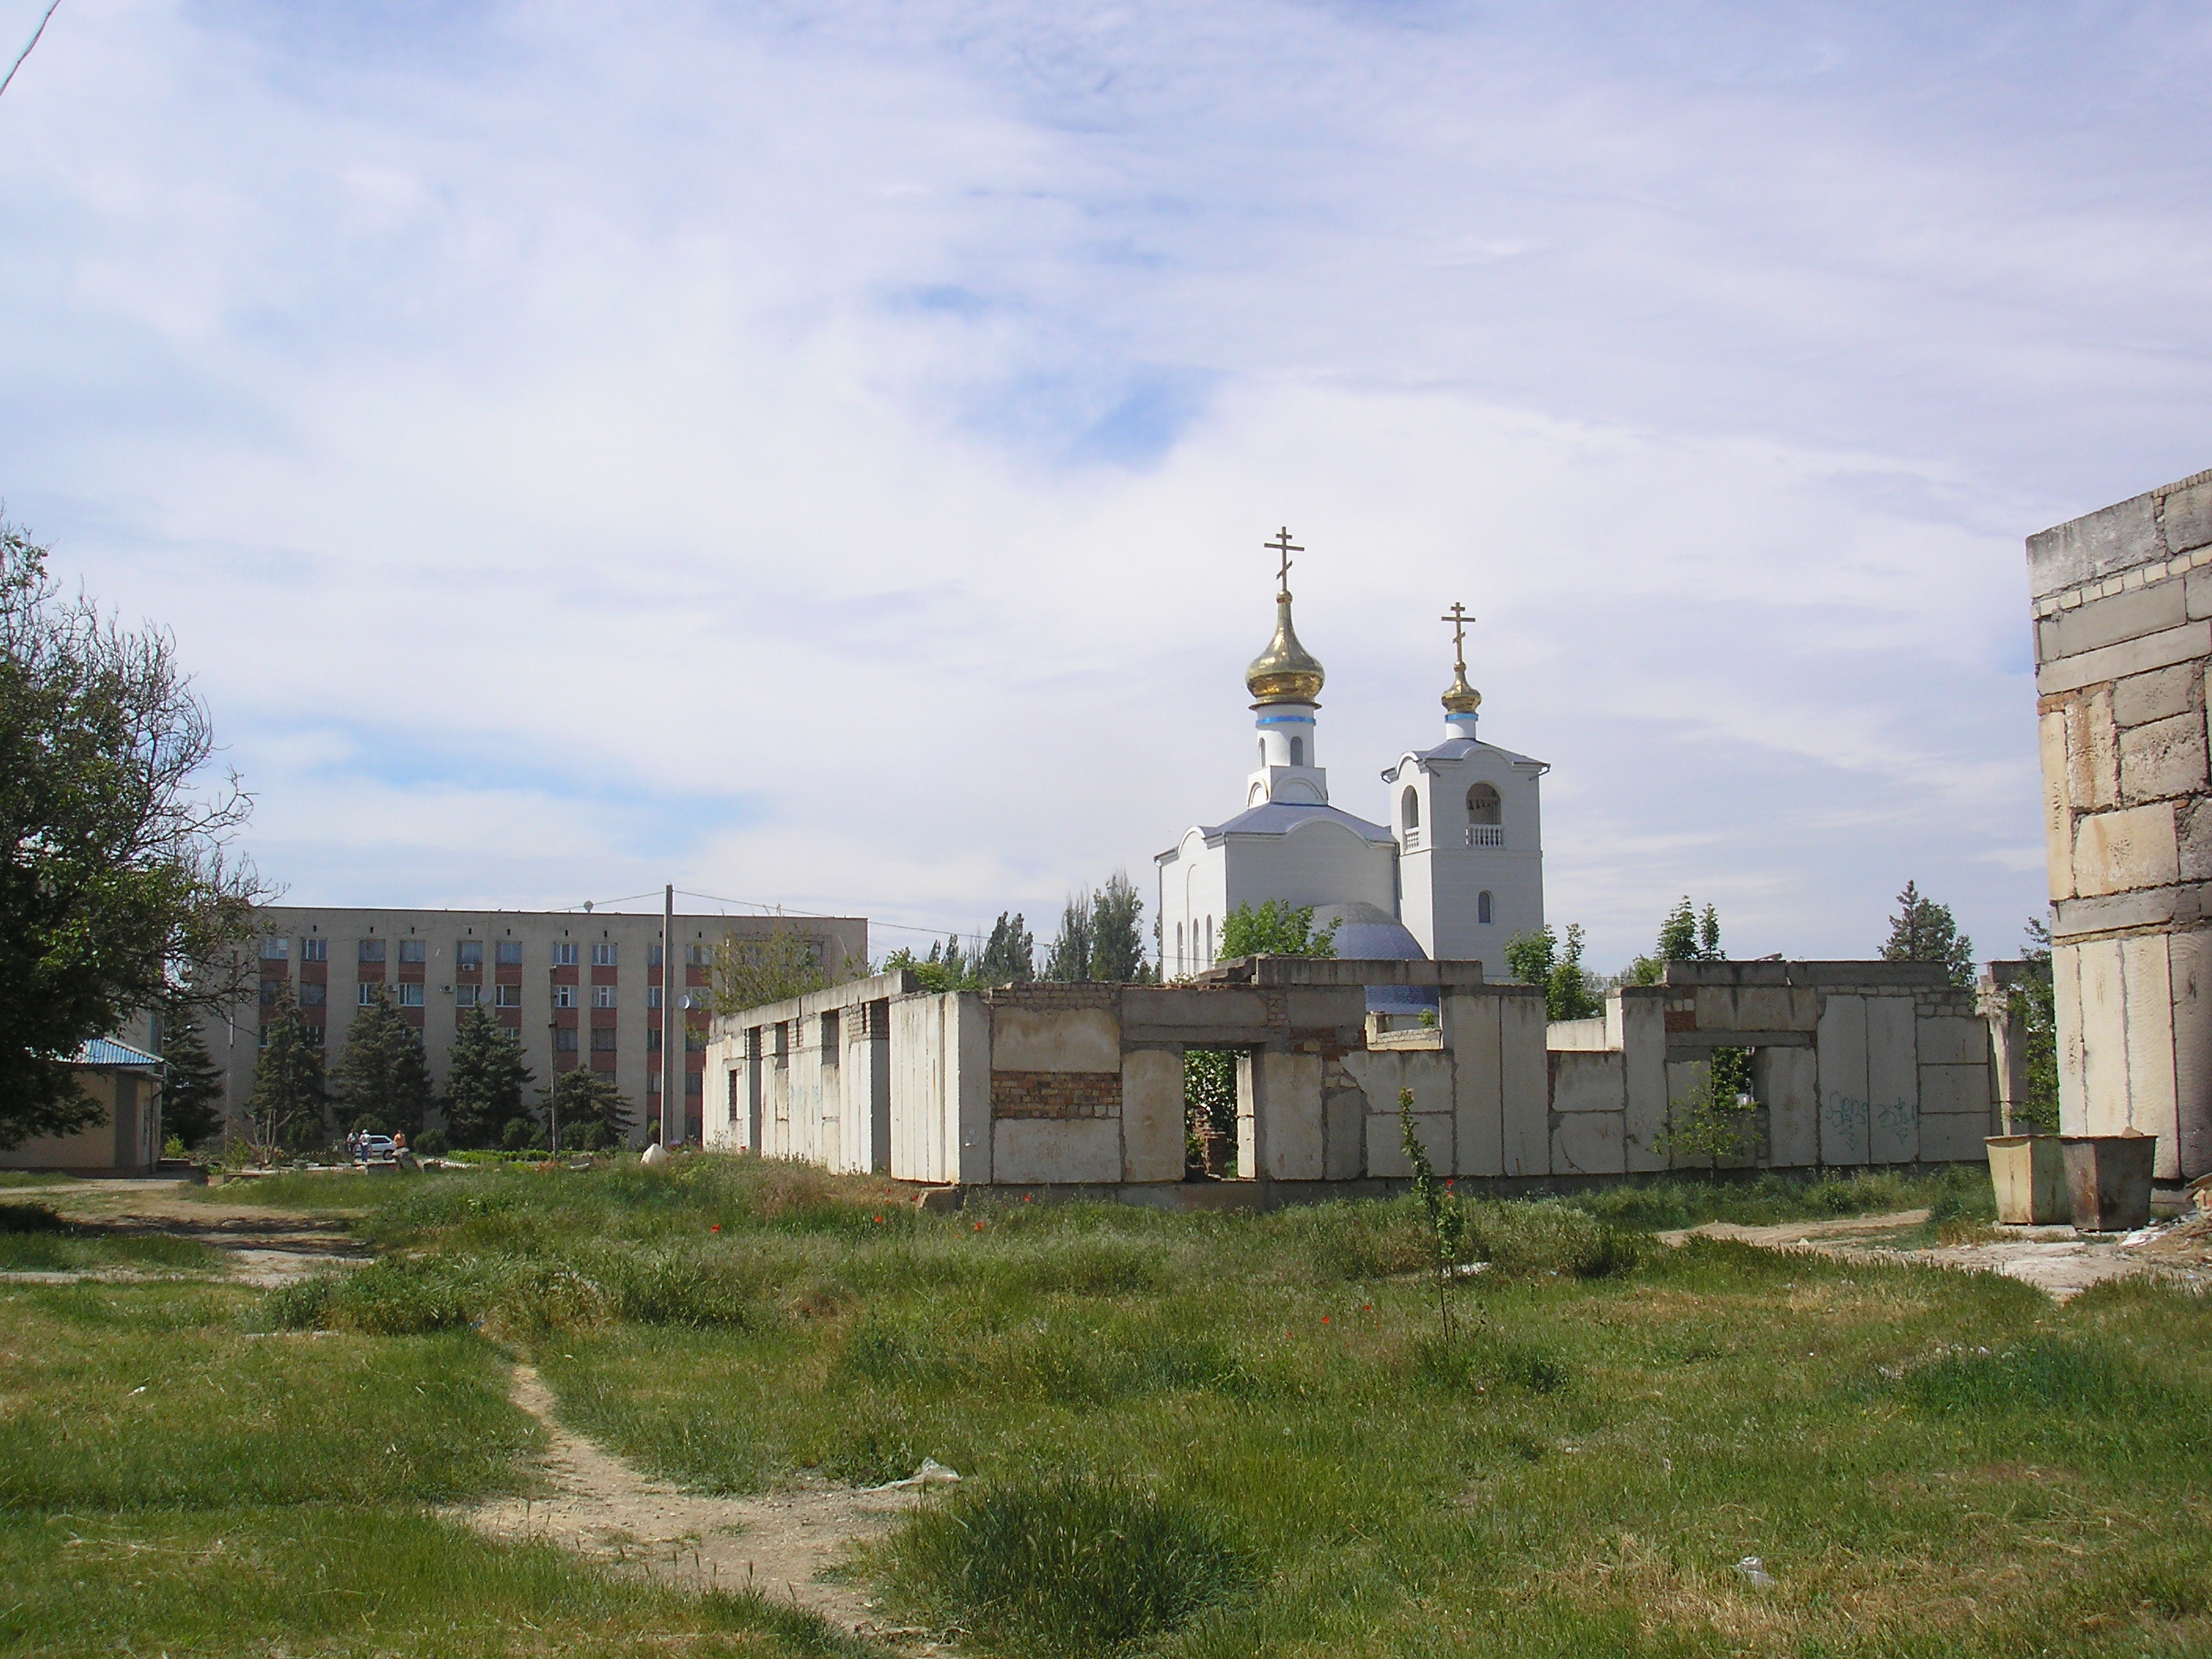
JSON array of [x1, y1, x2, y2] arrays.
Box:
[[660, 883, 679, 1148], [547, 1019, 560, 1155]]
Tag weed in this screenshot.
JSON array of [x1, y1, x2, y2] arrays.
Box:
[[888, 1472, 1253, 1654]]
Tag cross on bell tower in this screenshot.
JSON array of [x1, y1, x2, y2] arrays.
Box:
[[1439, 599, 1481, 730]]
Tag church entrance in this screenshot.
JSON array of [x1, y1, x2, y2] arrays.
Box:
[[1182, 1048, 1243, 1180]]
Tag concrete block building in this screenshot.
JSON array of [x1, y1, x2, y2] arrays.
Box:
[[219, 906, 866, 1145], [2028, 469, 2212, 1182], [704, 954, 2005, 1196]]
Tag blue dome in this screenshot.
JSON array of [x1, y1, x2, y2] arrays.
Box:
[[1310, 903, 1437, 1012]]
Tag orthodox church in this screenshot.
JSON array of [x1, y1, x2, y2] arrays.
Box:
[[1155, 532, 1548, 987]]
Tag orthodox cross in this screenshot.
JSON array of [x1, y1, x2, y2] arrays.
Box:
[[1265, 527, 1302, 597], [1441, 601, 1474, 671]]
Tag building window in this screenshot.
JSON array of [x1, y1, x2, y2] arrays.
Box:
[[555, 1027, 577, 1052], [647, 986, 663, 1009], [592, 986, 616, 1009], [456, 984, 481, 1008], [685, 1029, 705, 1052], [728, 1069, 739, 1121], [552, 985, 576, 1009], [299, 983, 327, 1007], [687, 942, 711, 967], [1289, 735, 1306, 766], [1467, 782, 1502, 824], [396, 983, 424, 1007], [1478, 890, 1493, 925], [1174, 922, 1184, 972], [494, 983, 521, 1008], [301, 937, 327, 963], [496, 941, 523, 966], [303, 1025, 325, 1047], [258, 983, 279, 1005], [358, 939, 386, 964], [357, 984, 378, 1005], [257, 1024, 270, 1048], [646, 1070, 661, 1093], [1205, 915, 1214, 961], [591, 943, 617, 967], [590, 1027, 617, 1052], [456, 940, 483, 970], [684, 1071, 703, 1096], [647, 1027, 663, 1050], [259, 936, 287, 961], [398, 939, 426, 964], [552, 943, 578, 966]]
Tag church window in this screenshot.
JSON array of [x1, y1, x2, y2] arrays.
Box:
[[1175, 922, 1184, 972], [1402, 788, 1419, 829], [1467, 782, 1501, 824], [1478, 891, 1494, 925], [1289, 736, 1306, 766], [1205, 916, 1214, 961]]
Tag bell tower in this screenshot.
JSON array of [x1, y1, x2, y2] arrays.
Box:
[[1243, 528, 1330, 808]]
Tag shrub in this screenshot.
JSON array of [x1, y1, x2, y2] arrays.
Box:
[[888, 1473, 1253, 1654], [414, 1128, 448, 1158]]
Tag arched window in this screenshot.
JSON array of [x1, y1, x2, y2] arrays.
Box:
[[1258, 739, 1266, 766], [1467, 782, 1501, 824], [1289, 735, 1306, 767], [1478, 890, 1494, 925], [1403, 788, 1419, 829], [1204, 915, 1214, 961], [1175, 922, 1185, 972]]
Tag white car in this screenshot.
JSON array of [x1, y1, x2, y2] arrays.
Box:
[[357, 1135, 397, 1163]]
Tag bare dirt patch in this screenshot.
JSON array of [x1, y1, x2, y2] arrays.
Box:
[[1658, 1208, 2212, 1301], [456, 1362, 946, 1647], [1, 1176, 368, 1287]]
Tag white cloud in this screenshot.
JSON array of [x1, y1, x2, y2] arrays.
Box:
[[3, 0, 2206, 966]]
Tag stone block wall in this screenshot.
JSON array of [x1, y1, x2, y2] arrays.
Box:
[[2030, 471, 2212, 1180]]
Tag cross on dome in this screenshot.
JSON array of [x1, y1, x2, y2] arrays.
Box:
[[1439, 599, 1481, 719], [1266, 527, 1301, 599]]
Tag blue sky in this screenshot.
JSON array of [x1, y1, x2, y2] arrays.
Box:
[[5, 0, 2209, 967]]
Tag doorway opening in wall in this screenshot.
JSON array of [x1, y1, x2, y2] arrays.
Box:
[[1184, 1049, 1240, 1180]]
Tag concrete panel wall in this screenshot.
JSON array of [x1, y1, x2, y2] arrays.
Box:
[[1121, 1047, 1185, 1184], [994, 1119, 1119, 1185], [1442, 992, 1503, 1177], [1816, 996, 1870, 1165], [1499, 992, 1550, 1177], [1252, 1049, 1326, 1181], [1760, 1047, 1820, 1168], [1619, 991, 1669, 1172], [1866, 997, 1919, 1164]]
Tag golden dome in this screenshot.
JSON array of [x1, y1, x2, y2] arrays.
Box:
[[1442, 664, 1482, 716], [1246, 594, 1325, 705]]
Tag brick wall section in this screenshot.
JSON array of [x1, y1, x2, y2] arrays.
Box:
[[991, 1069, 1121, 1119], [2029, 469, 2212, 1179]]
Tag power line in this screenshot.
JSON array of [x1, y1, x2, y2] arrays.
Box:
[[0, 1, 61, 101]]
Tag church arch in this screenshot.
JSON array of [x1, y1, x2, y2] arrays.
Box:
[[1467, 782, 1502, 824], [1289, 735, 1306, 767], [1478, 890, 1494, 925], [1402, 787, 1419, 829]]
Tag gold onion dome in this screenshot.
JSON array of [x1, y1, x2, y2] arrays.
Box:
[[1442, 664, 1482, 716], [1246, 593, 1325, 705]]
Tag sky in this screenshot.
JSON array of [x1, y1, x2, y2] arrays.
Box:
[[4, 0, 2210, 969]]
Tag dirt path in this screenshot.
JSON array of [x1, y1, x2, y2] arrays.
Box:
[[1658, 1208, 2212, 1301], [2, 1176, 369, 1287], [456, 1363, 947, 1647]]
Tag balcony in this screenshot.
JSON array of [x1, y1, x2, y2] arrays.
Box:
[[1466, 825, 1503, 848]]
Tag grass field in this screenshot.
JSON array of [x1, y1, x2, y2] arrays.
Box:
[[9, 1157, 2210, 1657]]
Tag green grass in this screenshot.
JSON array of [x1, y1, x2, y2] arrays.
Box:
[[0, 1170, 69, 1188], [0, 1200, 223, 1273], [17, 1156, 2212, 1656]]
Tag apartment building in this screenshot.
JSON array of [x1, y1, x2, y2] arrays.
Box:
[[218, 906, 867, 1145]]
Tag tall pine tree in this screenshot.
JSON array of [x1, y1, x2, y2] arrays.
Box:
[[243, 987, 325, 1152], [542, 1069, 636, 1152], [1042, 892, 1093, 982], [156, 1002, 226, 1149], [976, 912, 1035, 984], [1090, 872, 1153, 982], [331, 986, 436, 1137], [1881, 880, 1976, 988], [445, 1006, 532, 1148]]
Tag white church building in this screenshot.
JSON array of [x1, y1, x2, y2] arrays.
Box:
[[1156, 536, 1547, 987]]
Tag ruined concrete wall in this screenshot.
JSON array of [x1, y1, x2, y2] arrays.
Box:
[[2030, 471, 2212, 1180]]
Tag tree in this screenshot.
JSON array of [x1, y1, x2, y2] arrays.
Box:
[[1090, 873, 1152, 982], [0, 521, 264, 1148], [1503, 923, 1602, 1021], [2010, 914, 2059, 1133], [1881, 880, 1976, 988], [445, 1006, 532, 1148], [542, 1068, 636, 1152], [330, 987, 435, 1137], [240, 987, 325, 1155], [155, 1000, 225, 1149], [883, 936, 973, 993], [1628, 896, 1726, 985], [976, 912, 1035, 984], [710, 922, 852, 1015], [1217, 899, 1340, 961], [1398, 1087, 1467, 1341], [1042, 893, 1093, 983]]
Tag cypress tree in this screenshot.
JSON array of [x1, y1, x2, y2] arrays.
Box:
[[156, 1003, 227, 1149], [1881, 880, 1976, 988]]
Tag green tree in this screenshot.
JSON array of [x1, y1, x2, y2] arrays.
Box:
[[1042, 893, 1093, 982], [1397, 1087, 1467, 1340], [883, 935, 974, 992], [1184, 1049, 1236, 1148], [154, 1000, 225, 1150], [330, 987, 435, 1138], [1628, 896, 1726, 985], [1090, 873, 1153, 982], [710, 922, 857, 1015], [0, 521, 264, 1148], [976, 912, 1035, 984], [2011, 915, 2059, 1133], [1881, 880, 1976, 988], [240, 987, 324, 1155], [1503, 923, 1602, 1021], [1217, 899, 1340, 961], [542, 1068, 636, 1152], [444, 1006, 532, 1148]]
